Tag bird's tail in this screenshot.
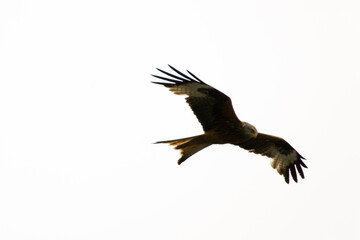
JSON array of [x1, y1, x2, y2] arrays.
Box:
[[155, 135, 211, 165]]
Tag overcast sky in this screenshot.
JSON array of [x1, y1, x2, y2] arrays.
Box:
[[1, 0, 360, 239]]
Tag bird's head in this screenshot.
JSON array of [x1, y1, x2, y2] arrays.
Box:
[[242, 122, 258, 138]]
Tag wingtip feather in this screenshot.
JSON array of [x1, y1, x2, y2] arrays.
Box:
[[186, 70, 205, 83], [290, 165, 298, 183], [284, 173, 290, 184]]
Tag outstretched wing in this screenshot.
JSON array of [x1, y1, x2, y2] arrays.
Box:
[[152, 65, 240, 132], [238, 133, 307, 183]]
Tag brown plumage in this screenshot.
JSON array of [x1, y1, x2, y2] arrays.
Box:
[[152, 65, 307, 183]]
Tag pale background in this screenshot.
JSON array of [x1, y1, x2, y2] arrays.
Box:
[[1, 0, 360, 239]]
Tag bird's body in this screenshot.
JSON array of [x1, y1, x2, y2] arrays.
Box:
[[152, 65, 307, 183]]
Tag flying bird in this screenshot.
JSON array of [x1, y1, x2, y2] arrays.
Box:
[[152, 65, 307, 183]]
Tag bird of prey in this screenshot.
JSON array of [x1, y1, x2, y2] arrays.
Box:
[[152, 65, 307, 183]]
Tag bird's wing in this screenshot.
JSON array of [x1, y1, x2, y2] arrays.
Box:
[[152, 65, 240, 132], [238, 133, 307, 183]]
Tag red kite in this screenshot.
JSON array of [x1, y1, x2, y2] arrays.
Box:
[[152, 65, 307, 183]]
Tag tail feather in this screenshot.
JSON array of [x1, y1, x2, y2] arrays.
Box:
[[155, 135, 210, 164]]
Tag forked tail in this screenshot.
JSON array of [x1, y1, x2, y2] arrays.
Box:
[[155, 135, 211, 164]]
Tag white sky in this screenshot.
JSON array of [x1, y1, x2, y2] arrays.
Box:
[[1, 0, 360, 239]]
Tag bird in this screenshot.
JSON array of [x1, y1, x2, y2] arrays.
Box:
[[152, 65, 307, 183]]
